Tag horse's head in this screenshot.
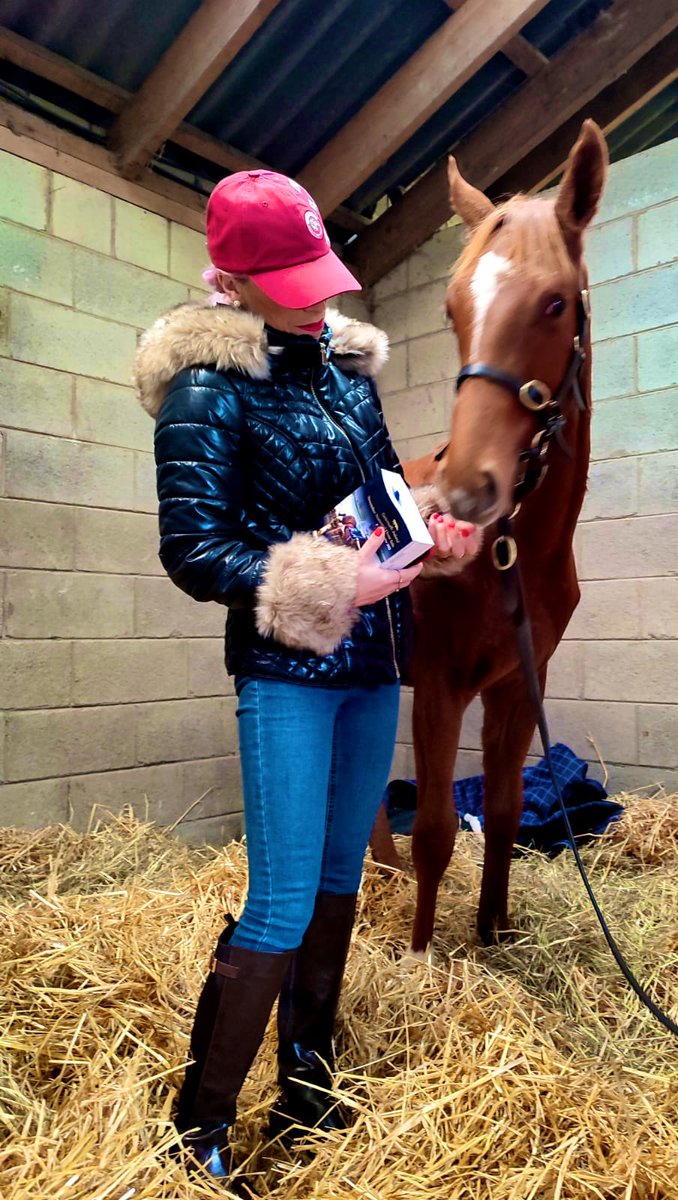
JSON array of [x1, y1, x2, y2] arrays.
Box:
[[440, 120, 608, 526]]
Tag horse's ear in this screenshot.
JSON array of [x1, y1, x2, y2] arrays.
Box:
[[555, 120, 608, 248], [448, 156, 494, 230]]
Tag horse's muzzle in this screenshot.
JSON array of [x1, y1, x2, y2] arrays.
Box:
[[448, 471, 499, 525]]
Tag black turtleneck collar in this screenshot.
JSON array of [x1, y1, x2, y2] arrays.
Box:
[[266, 322, 331, 376]]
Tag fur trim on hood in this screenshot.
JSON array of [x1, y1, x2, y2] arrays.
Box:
[[134, 303, 389, 418]]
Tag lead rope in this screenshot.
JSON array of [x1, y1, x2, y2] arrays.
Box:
[[494, 516, 678, 1037]]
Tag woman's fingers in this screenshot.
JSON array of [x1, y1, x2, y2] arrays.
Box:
[[357, 526, 386, 560], [397, 562, 424, 587], [354, 552, 423, 607], [355, 513, 484, 606], [428, 514, 452, 555], [428, 513, 478, 559], [456, 520, 481, 558]]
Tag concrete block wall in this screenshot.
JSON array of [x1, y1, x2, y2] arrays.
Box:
[[2, 136, 675, 838], [374, 137, 678, 796], [0, 152, 242, 842]]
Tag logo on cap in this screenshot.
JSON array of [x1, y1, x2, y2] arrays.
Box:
[[305, 210, 324, 239]]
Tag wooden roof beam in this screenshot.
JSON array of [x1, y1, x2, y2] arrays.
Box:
[[298, 0, 551, 214], [0, 24, 129, 109], [488, 31, 678, 201], [108, 0, 283, 177], [0, 25, 366, 233], [0, 97, 207, 231], [445, 0, 547, 77], [347, 0, 678, 286]]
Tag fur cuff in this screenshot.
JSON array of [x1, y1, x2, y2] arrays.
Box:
[[255, 534, 360, 656], [412, 483, 448, 522]]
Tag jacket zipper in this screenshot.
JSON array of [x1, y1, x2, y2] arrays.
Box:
[[309, 364, 366, 483], [384, 593, 401, 680], [310, 360, 399, 679]]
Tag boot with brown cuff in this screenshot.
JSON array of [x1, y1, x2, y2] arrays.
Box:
[[270, 892, 357, 1144], [176, 916, 293, 1190]]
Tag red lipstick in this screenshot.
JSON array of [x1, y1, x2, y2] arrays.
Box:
[[299, 318, 325, 333]]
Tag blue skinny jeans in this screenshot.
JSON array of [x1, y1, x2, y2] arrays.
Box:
[[229, 676, 400, 953]]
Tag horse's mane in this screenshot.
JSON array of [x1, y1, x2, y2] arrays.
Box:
[[453, 195, 579, 284]]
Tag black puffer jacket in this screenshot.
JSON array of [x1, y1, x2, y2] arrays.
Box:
[[134, 303, 413, 687]]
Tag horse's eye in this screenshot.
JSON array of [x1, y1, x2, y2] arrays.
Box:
[[545, 296, 566, 317]]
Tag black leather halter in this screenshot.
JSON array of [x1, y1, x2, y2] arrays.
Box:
[[435, 288, 591, 519]]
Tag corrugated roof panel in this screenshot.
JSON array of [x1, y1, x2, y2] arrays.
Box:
[[189, 0, 450, 170], [522, 0, 616, 56], [347, 56, 524, 212], [0, 0, 203, 90], [349, 0, 618, 214], [0, 0, 674, 221], [608, 81, 678, 161]]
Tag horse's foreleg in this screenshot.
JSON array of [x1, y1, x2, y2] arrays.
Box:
[[369, 799, 403, 871], [410, 689, 466, 954], [478, 669, 546, 944]]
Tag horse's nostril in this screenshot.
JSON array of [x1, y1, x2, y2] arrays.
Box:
[[450, 488, 480, 521], [449, 474, 498, 523]]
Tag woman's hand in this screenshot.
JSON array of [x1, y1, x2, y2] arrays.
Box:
[[354, 528, 423, 607], [427, 513, 480, 562]]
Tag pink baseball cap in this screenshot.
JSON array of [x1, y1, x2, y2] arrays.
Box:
[[206, 170, 361, 309]]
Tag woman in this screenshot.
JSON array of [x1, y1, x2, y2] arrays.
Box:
[[134, 169, 478, 1184]]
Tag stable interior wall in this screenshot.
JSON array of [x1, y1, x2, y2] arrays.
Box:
[[0, 151, 243, 842], [375, 137, 678, 796], [1, 136, 676, 839]]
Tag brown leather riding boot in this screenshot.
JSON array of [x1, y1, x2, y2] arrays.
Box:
[[176, 916, 293, 1182], [270, 892, 357, 1142]]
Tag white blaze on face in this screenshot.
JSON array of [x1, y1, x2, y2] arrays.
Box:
[[469, 250, 511, 359]]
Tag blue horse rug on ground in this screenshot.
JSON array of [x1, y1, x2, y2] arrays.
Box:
[[385, 742, 623, 855]]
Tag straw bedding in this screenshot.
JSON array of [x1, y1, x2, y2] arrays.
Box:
[[0, 793, 676, 1199]]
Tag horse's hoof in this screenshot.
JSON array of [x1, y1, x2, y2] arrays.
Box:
[[373, 856, 406, 876], [401, 944, 435, 966], [477, 919, 514, 946]]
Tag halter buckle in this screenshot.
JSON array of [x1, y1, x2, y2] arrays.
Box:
[[528, 428, 550, 456], [518, 380, 552, 411], [491, 534, 517, 572]]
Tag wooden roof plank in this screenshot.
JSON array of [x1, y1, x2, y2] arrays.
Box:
[[0, 25, 128, 110], [347, 0, 678, 285], [298, 0, 551, 213], [108, 0, 283, 177], [488, 31, 678, 200], [0, 98, 206, 231], [0, 24, 365, 233], [445, 0, 547, 77]]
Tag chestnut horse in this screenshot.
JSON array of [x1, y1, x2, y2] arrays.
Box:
[[371, 120, 608, 952]]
